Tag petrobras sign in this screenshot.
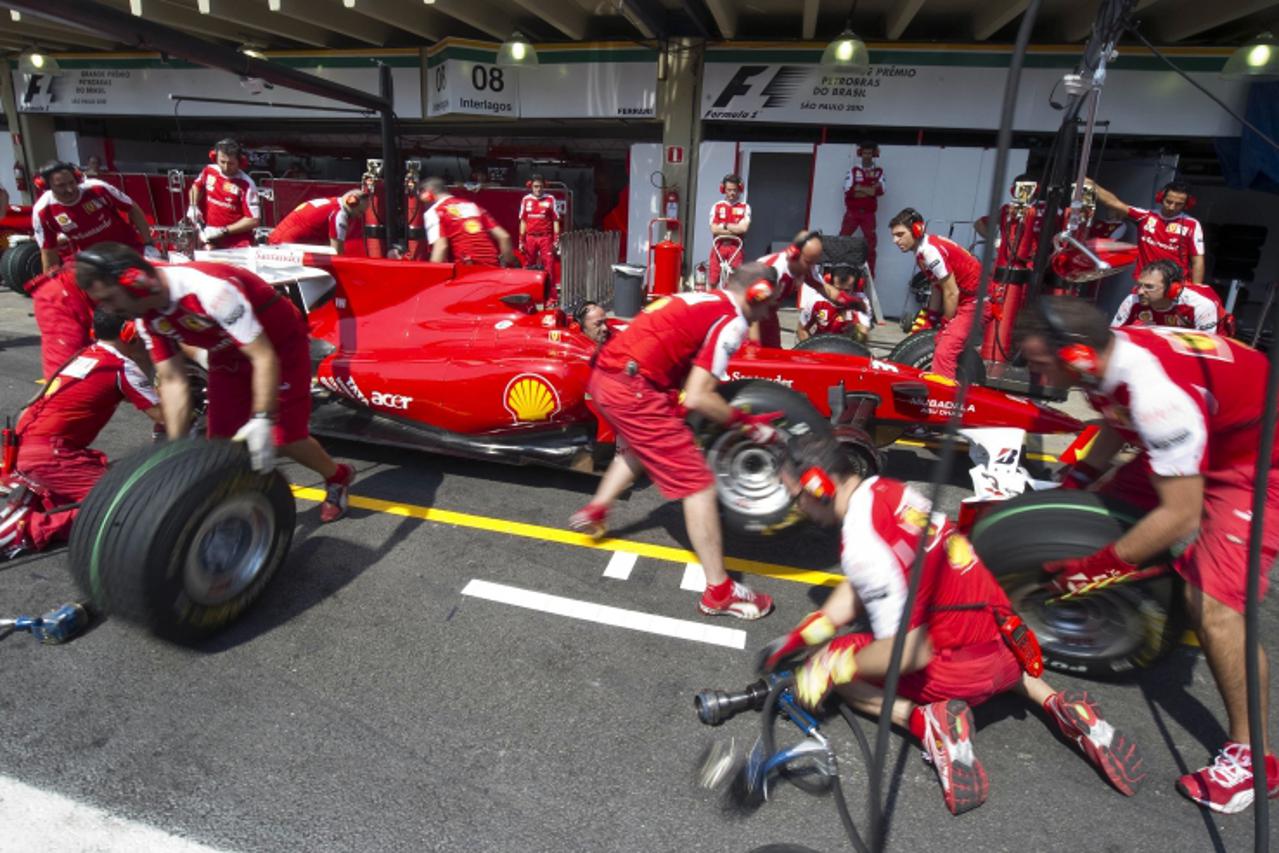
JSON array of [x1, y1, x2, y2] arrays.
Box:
[[426, 39, 657, 120], [701, 45, 1246, 137]]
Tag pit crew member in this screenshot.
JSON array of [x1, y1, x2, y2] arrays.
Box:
[[891, 208, 987, 380], [1111, 260, 1223, 332], [74, 243, 354, 523], [573, 300, 618, 349], [32, 160, 157, 273], [416, 177, 515, 267], [1, 309, 161, 560], [1089, 179, 1205, 283], [1018, 296, 1279, 814], [755, 231, 824, 348], [27, 266, 96, 381], [709, 174, 750, 288], [757, 433, 1146, 815], [840, 143, 885, 274], [187, 139, 261, 250], [796, 236, 871, 343], [266, 190, 369, 253], [569, 262, 782, 620], [518, 174, 560, 273]]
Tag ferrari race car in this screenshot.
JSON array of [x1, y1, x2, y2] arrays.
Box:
[[65, 246, 1087, 646]]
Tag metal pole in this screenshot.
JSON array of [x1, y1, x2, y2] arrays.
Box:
[[0, 60, 33, 204], [378, 64, 399, 250]]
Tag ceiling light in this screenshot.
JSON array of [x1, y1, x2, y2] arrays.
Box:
[[821, 29, 870, 71], [19, 52, 60, 75], [497, 32, 538, 67], [1222, 32, 1279, 79], [10, 9, 20, 20], [240, 45, 267, 60]]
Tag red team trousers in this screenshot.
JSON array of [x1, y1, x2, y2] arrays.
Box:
[[14, 438, 108, 549]]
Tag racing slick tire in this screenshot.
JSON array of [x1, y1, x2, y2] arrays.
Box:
[[1, 239, 40, 296], [793, 335, 872, 358], [68, 439, 295, 644], [886, 329, 986, 385], [701, 380, 834, 537], [967, 490, 1179, 679]]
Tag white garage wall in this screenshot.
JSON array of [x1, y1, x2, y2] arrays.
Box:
[[809, 144, 1028, 319], [626, 143, 663, 266], [0, 134, 17, 200]]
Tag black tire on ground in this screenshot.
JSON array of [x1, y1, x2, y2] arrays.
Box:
[[1, 240, 40, 296], [68, 439, 295, 644], [968, 490, 1179, 678], [793, 334, 872, 358], [886, 328, 987, 385], [701, 380, 834, 537]]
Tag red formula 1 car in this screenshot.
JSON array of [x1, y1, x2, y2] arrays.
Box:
[[221, 247, 1082, 535]]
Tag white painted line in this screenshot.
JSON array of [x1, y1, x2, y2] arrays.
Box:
[[461, 578, 746, 649], [602, 550, 638, 580], [0, 775, 232, 852], [680, 562, 707, 592]]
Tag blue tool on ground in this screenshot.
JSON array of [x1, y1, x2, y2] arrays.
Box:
[[0, 602, 91, 644]]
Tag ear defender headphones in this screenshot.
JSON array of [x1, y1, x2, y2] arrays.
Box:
[[75, 246, 156, 299], [33, 161, 85, 193], [1155, 183, 1197, 211], [208, 140, 249, 169], [745, 276, 776, 305], [785, 229, 821, 261], [798, 466, 837, 502], [907, 211, 926, 240], [1037, 298, 1101, 379], [719, 174, 742, 194], [1137, 260, 1184, 300]]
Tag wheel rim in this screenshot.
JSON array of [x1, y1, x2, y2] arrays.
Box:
[[184, 491, 276, 605], [1006, 578, 1146, 663], [708, 430, 791, 520]]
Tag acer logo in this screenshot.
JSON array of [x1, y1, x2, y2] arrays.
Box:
[[371, 391, 413, 410]]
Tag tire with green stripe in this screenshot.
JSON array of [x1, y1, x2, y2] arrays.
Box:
[[968, 490, 1179, 678], [68, 439, 295, 644]]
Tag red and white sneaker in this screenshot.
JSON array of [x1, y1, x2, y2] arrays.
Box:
[[919, 699, 988, 816], [1177, 742, 1279, 814], [568, 503, 609, 540], [0, 500, 33, 561], [319, 463, 354, 524], [698, 581, 774, 620], [1046, 690, 1146, 796]]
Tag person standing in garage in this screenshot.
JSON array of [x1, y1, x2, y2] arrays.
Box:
[[1089, 178, 1205, 284], [1018, 296, 1278, 815], [890, 208, 987, 380], [188, 139, 261, 250], [416, 177, 516, 267], [73, 242, 355, 524], [518, 174, 560, 275], [839, 143, 885, 275], [32, 160, 158, 273], [267, 190, 369, 254], [569, 262, 782, 620], [708, 174, 750, 288]]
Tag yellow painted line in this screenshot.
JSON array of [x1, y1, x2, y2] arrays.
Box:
[[291, 485, 845, 589], [892, 437, 1059, 464]]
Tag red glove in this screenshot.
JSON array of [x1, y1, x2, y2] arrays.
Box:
[[756, 611, 837, 674], [725, 408, 784, 445], [833, 291, 860, 310], [1043, 544, 1150, 597]]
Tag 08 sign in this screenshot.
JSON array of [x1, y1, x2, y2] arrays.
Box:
[[470, 64, 505, 92]]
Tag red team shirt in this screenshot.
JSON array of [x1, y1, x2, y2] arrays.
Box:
[[759, 251, 822, 304], [798, 283, 869, 337], [709, 200, 751, 233], [843, 166, 885, 211], [136, 263, 281, 362], [595, 290, 747, 391], [17, 341, 158, 448], [841, 476, 1010, 650], [267, 197, 361, 246], [1125, 207, 1204, 278], [424, 196, 500, 265], [194, 165, 261, 248], [914, 234, 983, 306], [1111, 287, 1221, 332], [32, 179, 143, 254], [518, 194, 559, 236]]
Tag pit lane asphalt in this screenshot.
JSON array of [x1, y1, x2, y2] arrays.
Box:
[[0, 289, 1274, 853]]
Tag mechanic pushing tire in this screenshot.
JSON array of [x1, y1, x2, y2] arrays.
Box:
[[887, 329, 986, 385], [704, 380, 836, 536], [1, 239, 40, 296], [968, 490, 1179, 678], [69, 439, 295, 644], [792, 334, 872, 358]]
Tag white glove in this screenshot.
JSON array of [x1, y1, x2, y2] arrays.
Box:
[[186, 205, 204, 226], [200, 225, 227, 244], [232, 414, 276, 472], [143, 244, 164, 261]]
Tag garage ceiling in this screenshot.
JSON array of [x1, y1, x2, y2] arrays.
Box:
[[0, 0, 1275, 54]]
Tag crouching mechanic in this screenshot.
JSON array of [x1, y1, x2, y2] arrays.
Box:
[[1, 309, 161, 560], [1112, 259, 1224, 333], [1018, 296, 1279, 814], [759, 434, 1146, 815], [796, 235, 872, 344], [73, 242, 354, 522], [891, 208, 987, 380], [569, 262, 782, 619]]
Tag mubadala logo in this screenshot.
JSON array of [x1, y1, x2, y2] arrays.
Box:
[[371, 391, 413, 410]]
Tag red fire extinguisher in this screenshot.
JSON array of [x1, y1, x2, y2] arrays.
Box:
[[647, 217, 683, 298], [663, 188, 679, 221]]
